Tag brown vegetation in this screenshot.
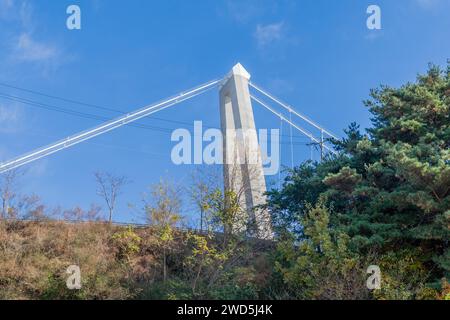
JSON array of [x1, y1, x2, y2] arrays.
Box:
[[0, 220, 271, 300]]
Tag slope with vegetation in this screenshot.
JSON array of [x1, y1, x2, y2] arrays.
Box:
[[0, 63, 449, 300]]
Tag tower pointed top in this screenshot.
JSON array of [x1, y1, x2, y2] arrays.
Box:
[[231, 63, 251, 80], [220, 63, 252, 89]]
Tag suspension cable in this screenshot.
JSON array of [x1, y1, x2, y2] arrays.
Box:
[[250, 95, 337, 155], [289, 109, 294, 169], [249, 82, 339, 140], [279, 115, 283, 189], [0, 79, 221, 174]]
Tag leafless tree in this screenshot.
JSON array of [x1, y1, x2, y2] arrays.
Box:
[[94, 171, 130, 223], [63, 204, 103, 222], [17, 194, 43, 220], [0, 169, 23, 219]]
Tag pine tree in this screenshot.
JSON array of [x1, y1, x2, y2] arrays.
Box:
[[267, 63, 450, 288]]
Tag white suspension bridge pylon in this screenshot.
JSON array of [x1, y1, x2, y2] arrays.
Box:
[[0, 63, 338, 239]]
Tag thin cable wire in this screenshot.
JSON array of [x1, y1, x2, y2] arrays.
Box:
[[0, 80, 337, 142], [251, 95, 337, 155], [250, 95, 336, 154], [289, 110, 294, 169], [249, 82, 339, 140], [0, 79, 220, 173], [279, 116, 283, 189], [0, 81, 202, 127], [0, 91, 312, 142], [0, 92, 173, 134]]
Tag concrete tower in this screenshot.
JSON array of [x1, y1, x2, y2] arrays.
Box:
[[219, 63, 273, 239]]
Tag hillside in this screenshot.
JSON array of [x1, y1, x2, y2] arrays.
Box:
[[0, 64, 449, 301], [0, 220, 272, 300]]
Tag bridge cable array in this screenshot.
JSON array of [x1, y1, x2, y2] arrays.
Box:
[[0, 83, 314, 142], [0, 79, 220, 174], [249, 82, 339, 140], [248, 83, 338, 160], [0, 82, 220, 129], [249, 95, 337, 156], [0, 77, 338, 174]]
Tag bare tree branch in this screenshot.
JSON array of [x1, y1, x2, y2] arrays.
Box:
[[0, 169, 24, 219], [94, 171, 130, 223]]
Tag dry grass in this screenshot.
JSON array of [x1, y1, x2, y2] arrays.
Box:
[[0, 221, 184, 300]]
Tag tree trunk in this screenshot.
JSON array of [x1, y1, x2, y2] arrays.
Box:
[[200, 208, 203, 233], [1, 198, 7, 220], [163, 247, 167, 283], [192, 255, 205, 296]]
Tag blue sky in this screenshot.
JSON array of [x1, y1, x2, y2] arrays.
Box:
[[0, 0, 449, 224]]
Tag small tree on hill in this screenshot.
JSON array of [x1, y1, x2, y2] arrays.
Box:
[[144, 180, 182, 283], [94, 171, 130, 224]]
